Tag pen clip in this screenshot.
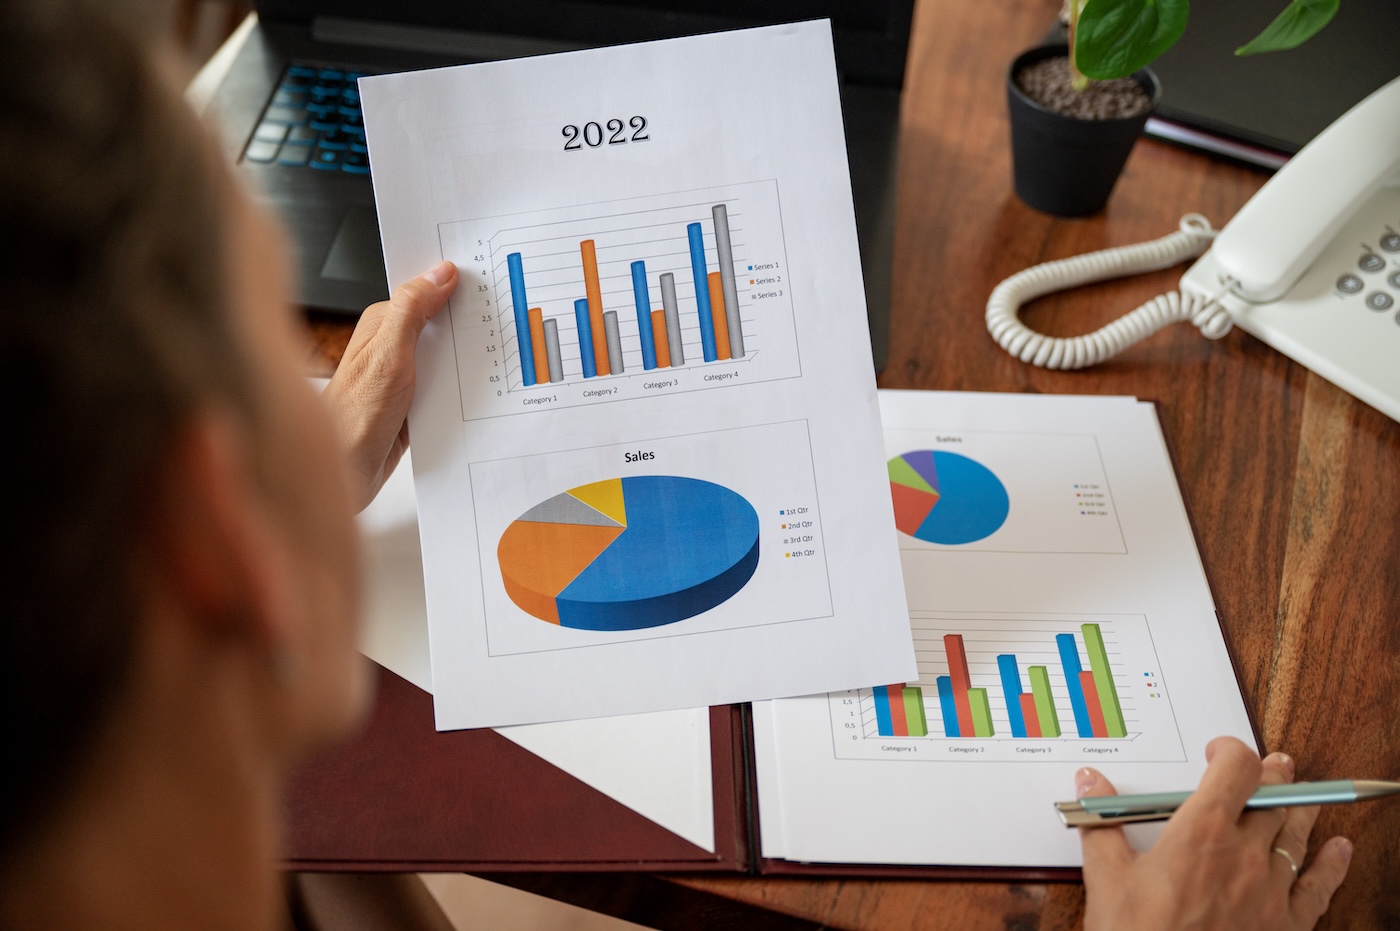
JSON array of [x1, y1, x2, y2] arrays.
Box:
[[1055, 801, 1176, 827]]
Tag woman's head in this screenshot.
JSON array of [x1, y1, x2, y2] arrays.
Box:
[[0, 0, 365, 864]]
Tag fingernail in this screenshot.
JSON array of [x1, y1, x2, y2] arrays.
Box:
[[1075, 767, 1098, 797], [1337, 838, 1353, 863], [1272, 751, 1295, 777], [424, 260, 455, 286]]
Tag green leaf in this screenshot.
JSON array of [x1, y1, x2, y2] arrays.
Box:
[[1075, 0, 1190, 80], [1235, 0, 1339, 56]]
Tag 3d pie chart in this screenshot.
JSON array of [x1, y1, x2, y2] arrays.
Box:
[[497, 475, 761, 631], [888, 450, 1010, 545]]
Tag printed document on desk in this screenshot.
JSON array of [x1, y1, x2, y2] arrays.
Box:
[[753, 391, 1256, 869], [361, 21, 914, 729]]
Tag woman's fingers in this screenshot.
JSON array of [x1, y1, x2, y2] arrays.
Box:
[[1290, 835, 1354, 929], [1075, 767, 1135, 881], [1169, 737, 1264, 834], [1239, 750, 1294, 847]]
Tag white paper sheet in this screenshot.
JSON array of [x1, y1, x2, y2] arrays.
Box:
[[754, 391, 1256, 867], [360, 21, 915, 729], [356, 446, 715, 852]]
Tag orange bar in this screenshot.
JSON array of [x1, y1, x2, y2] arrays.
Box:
[[944, 634, 975, 738], [1080, 671, 1108, 738], [650, 310, 671, 368], [885, 685, 909, 736], [707, 272, 731, 360], [1019, 693, 1042, 738], [527, 308, 549, 384], [580, 240, 610, 375]]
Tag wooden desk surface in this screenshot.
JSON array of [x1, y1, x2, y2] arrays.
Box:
[[306, 0, 1400, 927]]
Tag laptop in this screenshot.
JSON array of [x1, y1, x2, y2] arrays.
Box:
[[203, 1, 914, 371]]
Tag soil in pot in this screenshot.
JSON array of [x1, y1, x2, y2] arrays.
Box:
[[1015, 56, 1151, 121]]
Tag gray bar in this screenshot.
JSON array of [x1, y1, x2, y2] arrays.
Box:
[[711, 203, 745, 358], [603, 310, 624, 374], [659, 272, 684, 365], [542, 317, 563, 383]]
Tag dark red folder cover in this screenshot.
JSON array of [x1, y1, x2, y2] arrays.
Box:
[[283, 665, 749, 872]]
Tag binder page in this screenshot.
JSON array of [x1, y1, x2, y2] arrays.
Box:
[[754, 391, 1256, 867], [360, 21, 914, 729]]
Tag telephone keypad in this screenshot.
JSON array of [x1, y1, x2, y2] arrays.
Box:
[[1358, 253, 1386, 273], [1381, 233, 1400, 253], [1337, 274, 1365, 293], [1366, 292, 1394, 311]]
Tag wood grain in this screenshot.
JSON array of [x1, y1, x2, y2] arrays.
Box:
[[305, 0, 1400, 925]]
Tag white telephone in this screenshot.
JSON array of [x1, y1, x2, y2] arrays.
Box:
[[987, 75, 1400, 423]]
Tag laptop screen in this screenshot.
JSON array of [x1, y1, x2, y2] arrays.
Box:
[[256, 0, 915, 87]]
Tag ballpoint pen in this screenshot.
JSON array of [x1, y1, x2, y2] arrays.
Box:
[[1056, 779, 1400, 827]]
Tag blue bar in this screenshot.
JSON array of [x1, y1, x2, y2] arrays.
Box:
[[936, 676, 960, 737], [507, 252, 536, 387], [687, 222, 718, 361], [631, 261, 658, 370], [872, 685, 893, 737], [574, 299, 597, 378], [998, 654, 1027, 738], [1057, 633, 1094, 737]]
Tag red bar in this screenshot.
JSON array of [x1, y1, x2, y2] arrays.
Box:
[[944, 634, 975, 738], [1019, 693, 1042, 738], [885, 685, 909, 736], [1080, 671, 1107, 738]]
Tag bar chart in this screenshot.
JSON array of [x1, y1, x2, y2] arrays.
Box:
[[829, 611, 1187, 763], [439, 181, 802, 420]]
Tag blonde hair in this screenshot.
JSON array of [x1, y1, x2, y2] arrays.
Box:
[[0, 0, 253, 858]]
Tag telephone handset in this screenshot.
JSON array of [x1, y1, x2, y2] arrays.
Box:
[[987, 75, 1400, 423]]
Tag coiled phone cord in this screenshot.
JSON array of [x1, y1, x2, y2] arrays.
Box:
[[985, 214, 1237, 370]]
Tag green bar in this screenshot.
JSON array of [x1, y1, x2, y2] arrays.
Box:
[[903, 686, 928, 737], [969, 688, 994, 737], [1082, 624, 1126, 737], [1028, 666, 1061, 737]]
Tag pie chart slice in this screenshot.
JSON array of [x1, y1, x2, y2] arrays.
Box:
[[888, 451, 1009, 545], [498, 476, 760, 631]]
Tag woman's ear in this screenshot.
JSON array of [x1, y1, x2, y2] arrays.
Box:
[[142, 410, 300, 655]]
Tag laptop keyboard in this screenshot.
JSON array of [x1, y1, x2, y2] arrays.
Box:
[[241, 64, 370, 174]]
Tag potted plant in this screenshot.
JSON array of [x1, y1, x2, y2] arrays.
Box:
[[1007, 0, 1338, 216]]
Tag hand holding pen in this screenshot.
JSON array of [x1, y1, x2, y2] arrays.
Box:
[[1075, 737, 1353, 931]]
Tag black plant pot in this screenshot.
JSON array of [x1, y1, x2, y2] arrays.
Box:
[[1006, 44, 1161, 217]]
